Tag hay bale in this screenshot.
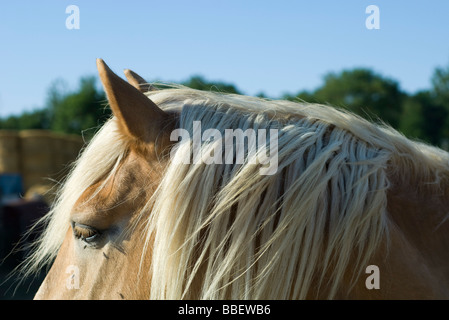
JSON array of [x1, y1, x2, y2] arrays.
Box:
[[54, 134, 84, 181], [18, 130, 85, 191], [19, 130, 58, 191], [25, 183, 56, 206], [62, 135, 84, 165], [0, 130, 21, 173], [51, 135, 66, 172]]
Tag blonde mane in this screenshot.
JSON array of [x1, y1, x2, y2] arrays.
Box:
[[24, 86, 449, 299]]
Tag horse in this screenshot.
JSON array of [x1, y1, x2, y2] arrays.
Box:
[[22, 59, 449, 299]]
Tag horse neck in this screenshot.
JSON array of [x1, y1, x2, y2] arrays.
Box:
[[383, 158, 449, 297], [387, 156, 449, 234]]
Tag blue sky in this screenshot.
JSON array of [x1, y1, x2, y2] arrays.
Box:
[[0, 1, 448, 117]]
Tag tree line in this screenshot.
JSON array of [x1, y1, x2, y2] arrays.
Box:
[[1, 63, 448, 148]]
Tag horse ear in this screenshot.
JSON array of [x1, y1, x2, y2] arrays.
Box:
[[96, 59, 166, 143], [124, 69, 157, 93]]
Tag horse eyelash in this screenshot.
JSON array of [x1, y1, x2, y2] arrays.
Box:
[[72, 223, 101, 242]]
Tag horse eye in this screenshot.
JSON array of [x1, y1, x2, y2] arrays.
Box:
[[72, 222, 101, 244]]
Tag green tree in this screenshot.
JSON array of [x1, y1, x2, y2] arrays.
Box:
[[431, 62, 449, 144], [399, 94, 424, 141], [0, 109, 50, 130], [432, 64, 449, 106], [0, 115, 20, 129], [399, 91, 447, 146], [311, 69, 404, 127], [282, 90, 316, 103], [49, 76, 109, 136], [0, 76, 108, 136], [182, 75, 241, 94]]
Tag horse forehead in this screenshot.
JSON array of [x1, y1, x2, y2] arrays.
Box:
[[75, 151, 151, 212]]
